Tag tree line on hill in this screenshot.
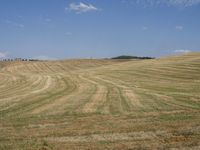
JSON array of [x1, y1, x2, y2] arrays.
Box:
[[111, 55, 155, 60], [0, 55, 155, 61], [0, 58, 39, 61]]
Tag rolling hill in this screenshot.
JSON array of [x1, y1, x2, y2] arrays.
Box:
[[0, 53, 200, 150]]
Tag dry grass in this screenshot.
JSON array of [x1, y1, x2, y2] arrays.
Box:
[[0, 53, 200, 150]]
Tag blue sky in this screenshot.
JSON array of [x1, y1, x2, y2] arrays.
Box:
[[0, 0, 200, 59]]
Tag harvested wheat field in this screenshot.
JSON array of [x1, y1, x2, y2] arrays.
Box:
[[0, 53, 200, 150]]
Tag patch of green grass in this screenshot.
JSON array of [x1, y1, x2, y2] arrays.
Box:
[[159, 113, 195, 121]]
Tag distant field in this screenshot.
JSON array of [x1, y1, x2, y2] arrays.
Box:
[[0, 53, 200, 150]]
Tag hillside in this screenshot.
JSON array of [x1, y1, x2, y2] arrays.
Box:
[[0, 53, 200, 150]]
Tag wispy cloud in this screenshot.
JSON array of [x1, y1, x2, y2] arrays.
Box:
[[175, 25, 184, 30], [33, 55, 57, 60], [16, 15, 23, 19], [39, 15, 53, 25], [125, 0, 200, 7], [142, 26, 148, 30], [0, 51, 8, 59], [65, 32, 72, 36], [174, 49, 191, 54], [66, 2, 98, 13], [44, 18, 52, 22], [167, 0, 200, 7], [15, 24, 24, 28], [4, 20, 24, 28]]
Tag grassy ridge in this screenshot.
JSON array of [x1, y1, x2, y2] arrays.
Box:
[[0, 53, 200, 149]]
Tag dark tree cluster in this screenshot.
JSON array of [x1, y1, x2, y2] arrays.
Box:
[[111, 55, 155, 60]]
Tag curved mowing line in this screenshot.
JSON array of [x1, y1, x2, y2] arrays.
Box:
[[80, 75, 108, 113], [0, 76, 74, 117], [31, 76, 79, 114], [0, 54, 200, 117]]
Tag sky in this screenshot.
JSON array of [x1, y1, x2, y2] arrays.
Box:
[[0, 0, 200, 59]]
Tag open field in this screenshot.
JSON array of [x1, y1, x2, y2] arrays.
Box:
[[0, 53, 200, 150]]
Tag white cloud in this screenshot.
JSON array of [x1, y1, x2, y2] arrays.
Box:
[[130, 0, 200, 7], [0, 52, 8, 59], [66, 2, 98, 13], [174, 49, 191, 54], [175, 25, 184, 30]]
